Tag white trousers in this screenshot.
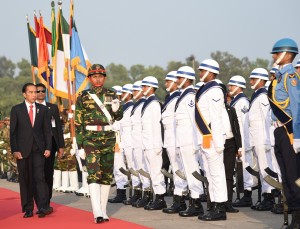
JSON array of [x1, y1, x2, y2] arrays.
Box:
[[200, 146, 227, 203], [133, 147, 150, 190], [144, 149, 166, 194], [178, 145, 203, 199], [113, 150, 128, 189], [166, 147, 187, 196], [252, 146, 274, 194], [123, 147, 140, 188]]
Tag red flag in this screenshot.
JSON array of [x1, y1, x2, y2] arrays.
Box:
[[38, 16, 49, 77]]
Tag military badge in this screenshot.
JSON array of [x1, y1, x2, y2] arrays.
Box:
[[291, 79, 297, 86], [188, 100, 195, 107], [241, 106, 248, 114], [212, 99, 220, 102]]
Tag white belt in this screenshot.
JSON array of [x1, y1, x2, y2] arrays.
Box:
[[86, 125, 112, 131], [273, 121, 283, 128]]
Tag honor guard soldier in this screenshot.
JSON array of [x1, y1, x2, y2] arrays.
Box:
[[75, 64, 123, 223], [140, 76, 167, 210], [227, 76, 255, 208], [196, 59, 227, 221], [248, 68, 275, 211], [174, 66, 204, 217], [269, 38, 300, 228], [194, 82, 204, 92], [161, 71, 188, 214], [295, 58, 300, 74], [130, 81, 151, 207]]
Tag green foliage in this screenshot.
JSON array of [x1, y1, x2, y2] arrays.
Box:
[[0, 56, 16, 78], [16, 58, 32, 78]]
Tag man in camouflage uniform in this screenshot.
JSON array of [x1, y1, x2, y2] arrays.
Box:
[[75, 64, 123, 224]]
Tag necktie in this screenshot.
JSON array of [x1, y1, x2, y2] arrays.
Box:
[[29, 105, 34, 126]]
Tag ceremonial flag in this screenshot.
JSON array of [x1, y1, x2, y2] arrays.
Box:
[[27, 19, 38, 68]]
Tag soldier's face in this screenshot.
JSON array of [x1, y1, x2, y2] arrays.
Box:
[[89, 74, 106, 87], [23, 85, 37, 104], [296, 67, 300, 74]]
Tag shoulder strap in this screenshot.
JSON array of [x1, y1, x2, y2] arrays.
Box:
[[88, 92, 113, 124]]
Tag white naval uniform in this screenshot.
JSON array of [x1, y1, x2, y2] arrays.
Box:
[[119, 100, 140, 187], [196, 81, 227, 203], [162, 91, 188, 196], [141, 94, 166, 194], [130, 98, 151, 190], [248, 87, 274, 194], [230, 93, 255, 191], [112, 120, 128, 189], [175, 85, 203, 199]]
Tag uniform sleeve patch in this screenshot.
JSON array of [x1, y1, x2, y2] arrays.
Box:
[[188, 100, 195, 107], [212, 98, 220, 102], [241, 106, 248, 114]]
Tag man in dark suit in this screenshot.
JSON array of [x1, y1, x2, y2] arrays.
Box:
[[35, 83, 64, 204], [10, 83, 53, 218]]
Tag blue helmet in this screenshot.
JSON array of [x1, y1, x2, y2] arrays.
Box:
[[271, 38, 298, 54]]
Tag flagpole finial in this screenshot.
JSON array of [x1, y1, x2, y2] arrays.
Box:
[[51, 1, 55, 7], [58, 1, 62, 6], [26, 14, 29, 22], [34, 10, 36, 16], [39, 10, 42, 16]]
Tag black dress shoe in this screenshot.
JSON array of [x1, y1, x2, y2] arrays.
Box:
[[23, 210, 33, 218], [38, 207, 53, 217], [225, 202, 239, 213], [94, 216, 104, 223]]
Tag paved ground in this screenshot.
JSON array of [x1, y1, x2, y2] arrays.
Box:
[[0, 179, 285, 229]]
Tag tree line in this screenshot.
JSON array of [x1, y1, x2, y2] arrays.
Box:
[[0, 52, 270, 117]]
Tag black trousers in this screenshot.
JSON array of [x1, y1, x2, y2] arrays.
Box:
[[223, 138, 237, 202], [17, 141, 49, 212], [44, 138, 57, 204], [274, 126, 300, 211]]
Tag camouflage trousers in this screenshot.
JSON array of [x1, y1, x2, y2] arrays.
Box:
[[54, 152, 77, 171], [84, 145, 114, 185]]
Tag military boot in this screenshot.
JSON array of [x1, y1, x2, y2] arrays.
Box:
[[225, 201, 239, 213], [123, 189, 142, 205], [146, 194, 167, 210], [179, 197, 204, 217], [199, 202, 227, 221], [134, 190, 152, 208], [233, 190, 252, 207], [200, 193, 207, 202], [0, 172, 7, 179], [255, 193, 275, 211], [108, 189, 127, 203], [163, 195, 187, 214], [271, 203, 284, 214], [286, 210, 300, 229]]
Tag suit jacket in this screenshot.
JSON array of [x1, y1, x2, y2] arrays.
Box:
[[225, 104, 242, 150], [46, 102, 65, 149], [10, 102, 52, 158]]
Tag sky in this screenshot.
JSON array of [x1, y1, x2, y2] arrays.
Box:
[[0, 0, 299, 69]]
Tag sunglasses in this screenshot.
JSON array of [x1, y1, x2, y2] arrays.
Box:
[[37, 90, 46, 93]]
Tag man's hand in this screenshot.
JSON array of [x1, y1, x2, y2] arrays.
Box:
[[236, 150, 242, 158], [57, 148, 64, 159], [293, 139, 300, 154], [265, 144, 272, 152], [13, 152, 22, 160], [112, 99, 120, 112], [215, 147, 224, 154], [44, 150, 51, 158]]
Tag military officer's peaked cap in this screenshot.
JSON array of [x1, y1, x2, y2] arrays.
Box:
[[88, 64, 106, 77]]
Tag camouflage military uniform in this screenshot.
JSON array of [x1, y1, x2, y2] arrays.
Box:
[[75, 86, 123, 185]]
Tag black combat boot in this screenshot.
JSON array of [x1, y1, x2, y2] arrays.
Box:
[[233, 190, 252, 207], [146, 194, 167, 210], [199, 193, 207, 202], [225, 201, 239, 213], [163, 195, 187, 214], [134, 190, 152, 208], [179, 197, 204, 217], [199, 202, 227, 221], [123, 189, 141, 205], [286, 210, 300, 229], [0, 172, 7, 179], [108, 189, 127, 203], [255, 193, 275, 211]]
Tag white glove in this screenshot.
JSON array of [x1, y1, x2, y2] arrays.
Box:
[[112, 99, 120, 112], [72, 137, 78, 150], [76, 149, 86, 159], [265, 144, 272, 152], [3, 149, 7, 155], [215, 147, 224, 154], [293, 139, 300, 154], [70, 149, 76, 156]]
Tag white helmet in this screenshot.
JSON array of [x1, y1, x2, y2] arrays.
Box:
[[296, 59, 300, 68], [194, 82, 204, 90], [132, 80, 143, 91], [228, 75, 246, 89], [265, 80, 271, 89], [198, 59, 220, 74], [249, 68, 269, 80], [112, 85, 122, 95], [141, 76, 159, 88], [165, 71, 178, 82], [121, 84, 133, 94], [175, 66, 195, 80]]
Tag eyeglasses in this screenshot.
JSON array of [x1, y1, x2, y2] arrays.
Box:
[[37, 90, 46, 93]]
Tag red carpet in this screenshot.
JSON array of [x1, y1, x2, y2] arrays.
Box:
[[0, 188, 151, 229]]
